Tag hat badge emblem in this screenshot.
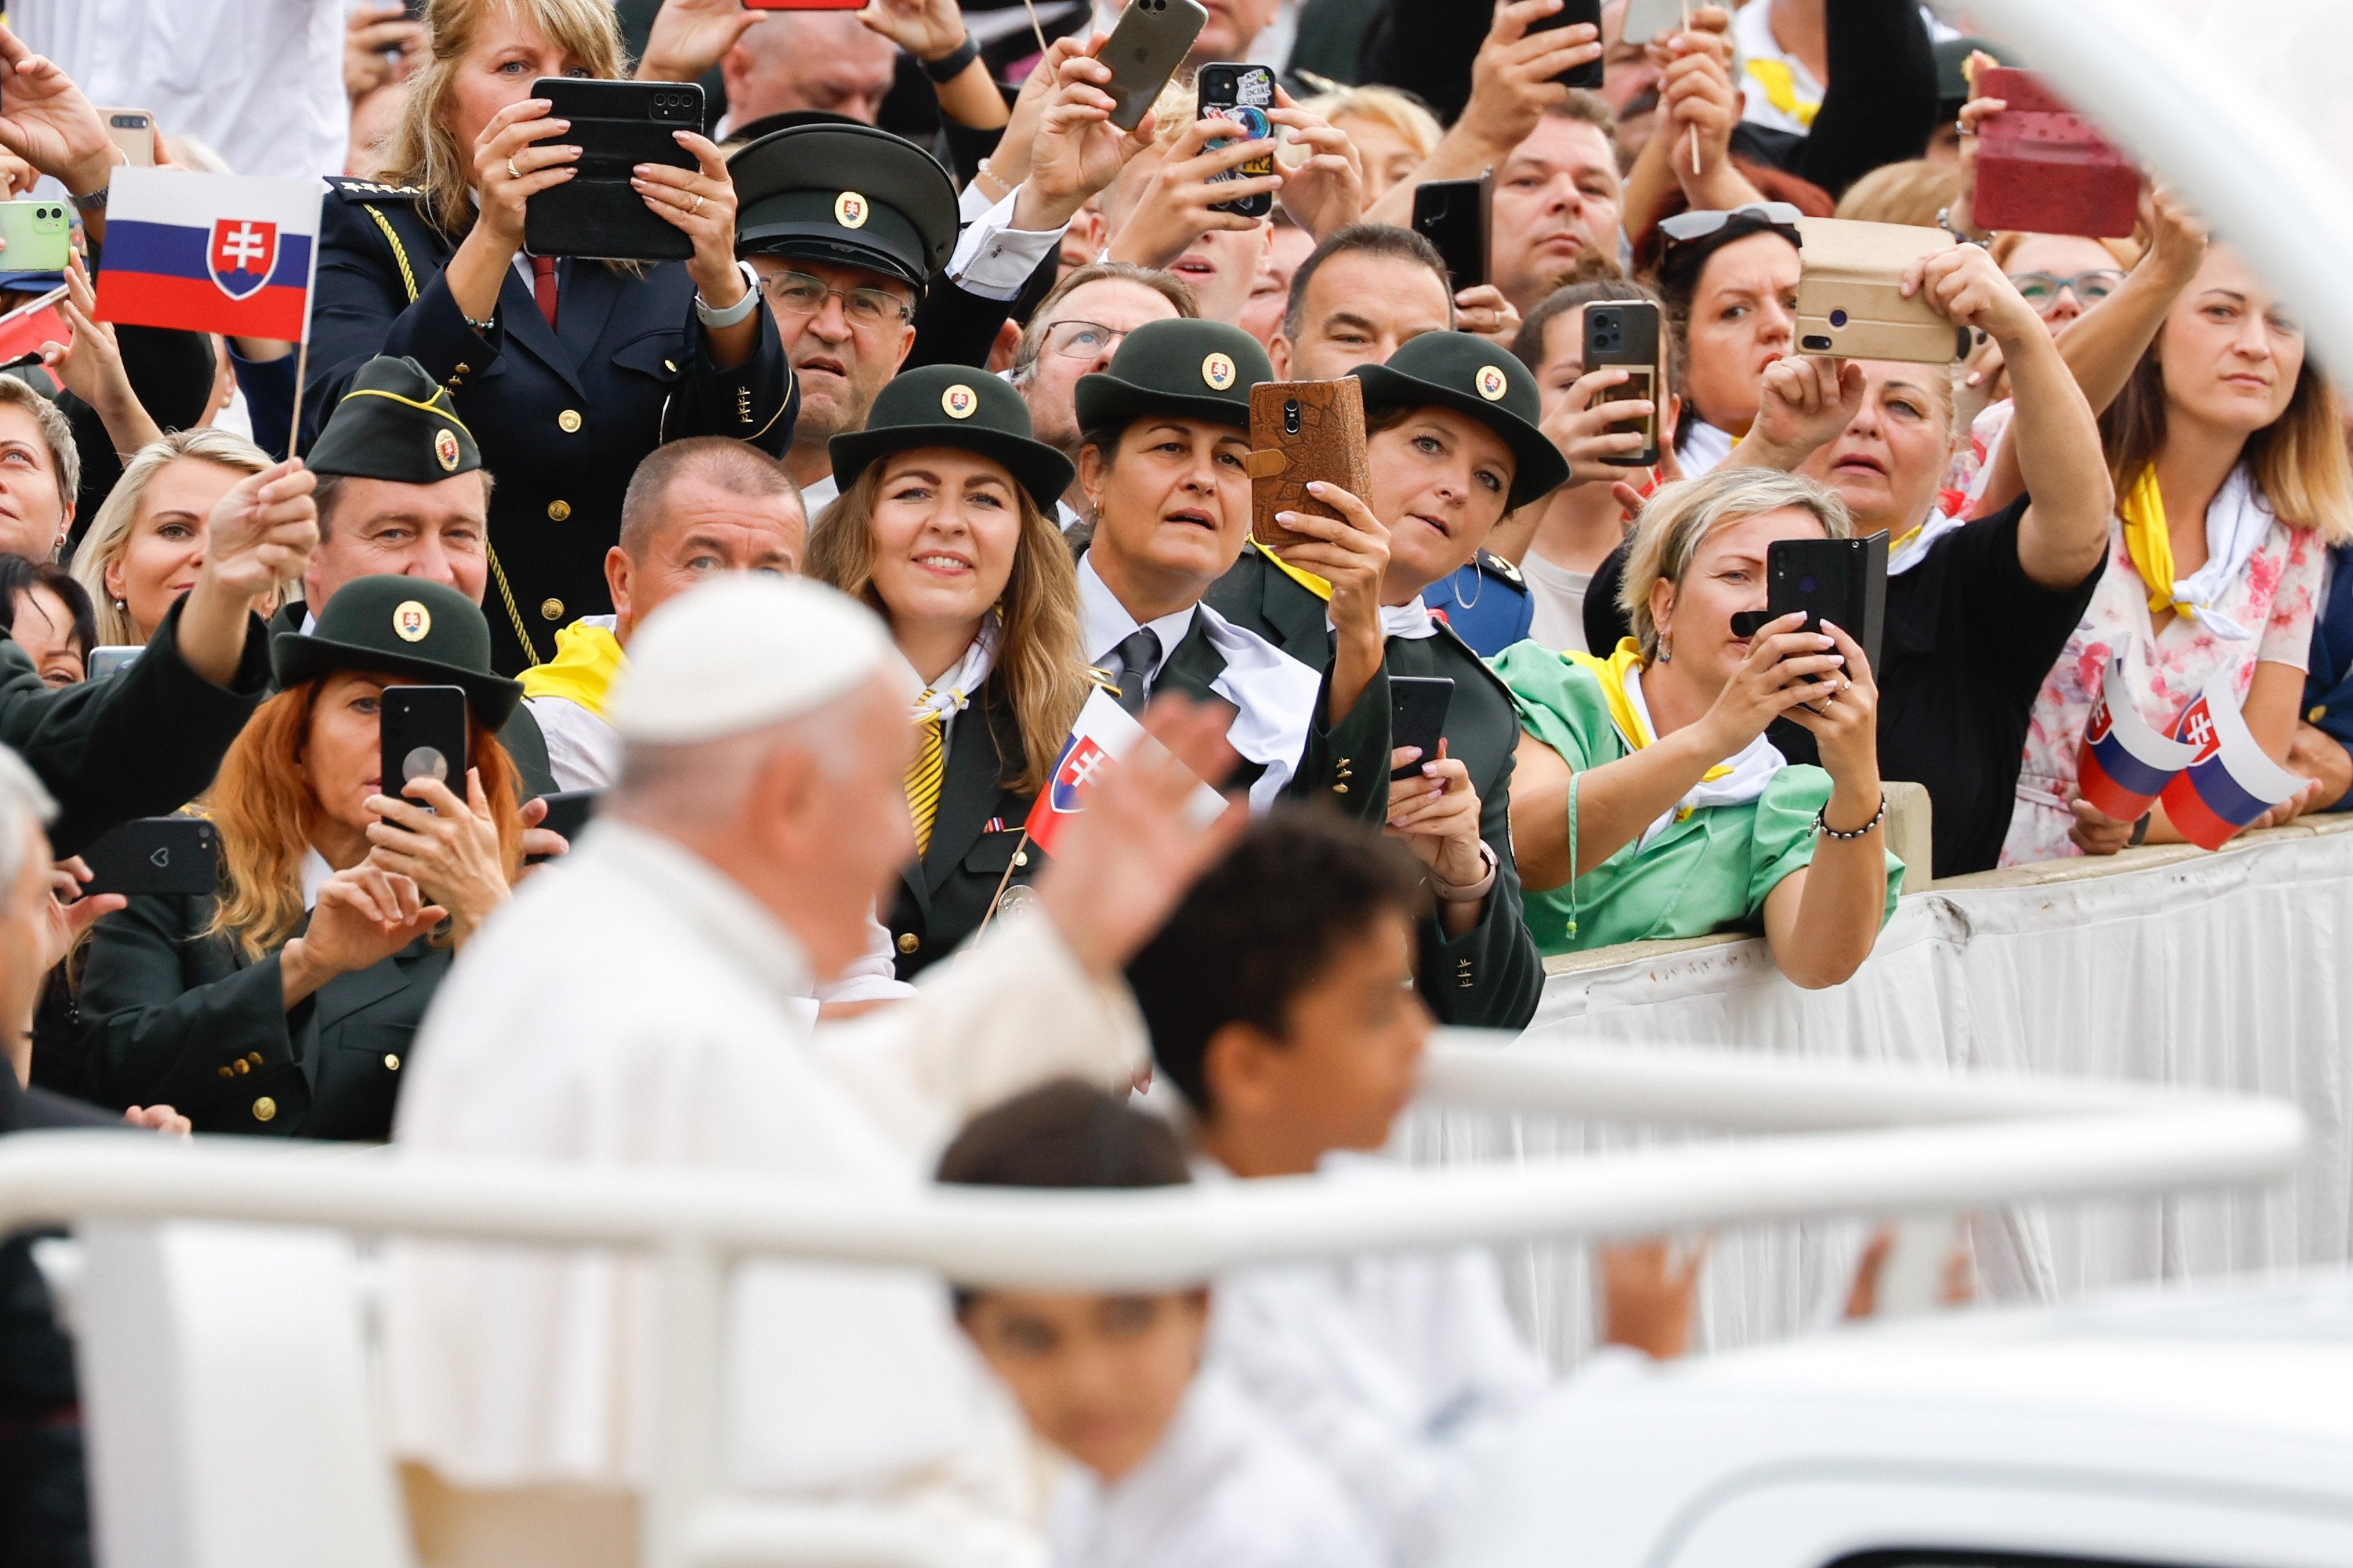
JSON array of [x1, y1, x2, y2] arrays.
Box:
[[834, 191, 869, 230], [1201, 352, 1238, 391], [434, 427, 461, 471], [1475, 365, 1509, 402], [941, 383, 978, 419], [394, 601, 432, 643]]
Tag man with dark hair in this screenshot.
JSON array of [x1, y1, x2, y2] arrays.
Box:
[[1489, 97, 1629, 316], [1269, 224, 1456, 384], [941, 1078, 1379, 1568]]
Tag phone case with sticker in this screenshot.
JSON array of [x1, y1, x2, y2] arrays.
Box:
[[1246, 379, 1372, 555]]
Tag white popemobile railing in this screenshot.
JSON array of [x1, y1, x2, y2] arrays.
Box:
[[6, 1038, 2304, 1568]]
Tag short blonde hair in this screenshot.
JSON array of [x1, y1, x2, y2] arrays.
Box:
[[70, 428, 273, 645], [1621, 467, 1852, 663], [0, 378, 77, 523], [1301, 84, 1443, 163], [1833, 158, 1957, 228]]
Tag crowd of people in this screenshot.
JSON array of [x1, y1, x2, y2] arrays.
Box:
[[0, 0, 2343, 1563]]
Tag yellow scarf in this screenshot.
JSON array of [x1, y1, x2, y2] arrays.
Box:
[[2119, 465, 2187, 620], [1743, 57, 1821, 130], [517, 620, 626, 719], [1257, 540, 1332, 599], [1566, 637, 1733, 786]]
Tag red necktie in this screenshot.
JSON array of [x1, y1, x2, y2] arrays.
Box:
[[531, 255, 559, 329]]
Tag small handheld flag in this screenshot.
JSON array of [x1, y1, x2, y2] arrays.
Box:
[[0, 286, 68, 371], [95, 168, 320, 342], [2075, 654, 2195, 821], [1022, 689, 1227, 857], [2160, 675, 2305, 850]]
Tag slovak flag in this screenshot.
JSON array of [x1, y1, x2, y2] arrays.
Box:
[[95, 168, 319, 341], [2075, 654, 2194, 820], [2160, 675, 2306, 850], [1022, 689, 1227, 857]]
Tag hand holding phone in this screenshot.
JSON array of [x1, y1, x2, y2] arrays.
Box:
[[81, 817, 218, 898], [1247, 379, 1372, 553], [1390, 677, 1455, 779], [1525, 0, 1606, 88], [1099, 0, 1210, 133], [524, 78, 704, 262], [1726, 533, 1888, 672], [1198, 62, 1276, 219], [1411, 174, 1490, 291], [378, 686, 470, 820], [1582, 300, 1662, 467], [1794, 218, 1969, 365]]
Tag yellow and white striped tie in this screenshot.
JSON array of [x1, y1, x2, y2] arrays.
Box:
[[906, 701, 948, 855]]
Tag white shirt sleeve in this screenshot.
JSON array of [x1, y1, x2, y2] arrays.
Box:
[[814, 911, 921, 1007], [946, 188, 1068, 301]]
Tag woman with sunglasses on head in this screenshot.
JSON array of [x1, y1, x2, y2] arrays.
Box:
[[805, 367, 1093, 980], [1648, 203, 1807, 476]]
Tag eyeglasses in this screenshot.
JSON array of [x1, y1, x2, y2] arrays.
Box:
[[1037, 319, 1136, 361], [756, 271, 914, 329], [1658, 202, 1807, 250], [2009, 269, 2125, 313]]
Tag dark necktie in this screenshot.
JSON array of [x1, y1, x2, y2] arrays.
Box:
[[1111, 626, 1161, 715], [532, 254, 559, 329]]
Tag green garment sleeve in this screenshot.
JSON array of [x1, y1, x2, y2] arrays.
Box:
[[1416, 735, 1545, 1030], [1285, 659, 1392, 824], [1744, 765, 1904, 925]]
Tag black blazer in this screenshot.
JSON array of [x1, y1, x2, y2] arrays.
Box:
[[77, 893, 449, 1141], [888, 680, 1041, 980], [305, 178, 798, 673], [1207, 545, 1544, 1031]]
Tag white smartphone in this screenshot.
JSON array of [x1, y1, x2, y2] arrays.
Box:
[[1619, 0, 1689, 48], [97, 108, 157, 168]]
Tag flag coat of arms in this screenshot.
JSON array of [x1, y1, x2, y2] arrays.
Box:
[[2075, 654, 2195, 820], [95, 168, 320, 342], [2160, 676, 2306, 850], [1023, 690, 1228, 857]]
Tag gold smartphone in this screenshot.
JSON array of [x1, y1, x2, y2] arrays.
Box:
[[98, 108, 157, 168], [1794, 217, 1970, 364]]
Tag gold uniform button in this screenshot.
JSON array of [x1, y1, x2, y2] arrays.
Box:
[[1334, 782, 1350, 795], [1012, 850, 1029, 869], [2311, 705, 2328, 724], [547, 499, 572, 522], [540, 598, 564, 621], [664, 358, 678, 373], [557, 409, 583, 433], [216, 1065, 233, 1080], [384, 1054, 401, 1072], [247, 1052, 264, 1067], [251, 1096, 277, 1123], [233, 1059, 249, 1075], [896, 931, 920, 954]]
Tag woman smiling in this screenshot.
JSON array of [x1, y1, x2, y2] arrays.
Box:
[[70, 429, 277, 648]]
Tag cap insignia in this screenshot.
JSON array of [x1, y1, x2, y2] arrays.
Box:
[[1475, 365, 1509, 402], [434, 427, 461, 472], [941, 383, 978, 419], [394, 600, 432, 643], [1202, 352, 1237, 391], [834, 191, 870, 230]]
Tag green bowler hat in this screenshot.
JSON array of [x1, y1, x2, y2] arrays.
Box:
[[727, 120, 958, 292], [830, 365, 1075, 511], [1074, 318, 1271, 433], [271, 576, 522, 728], [1352, 331, 1570, 510], [307, 356, 481, 485]]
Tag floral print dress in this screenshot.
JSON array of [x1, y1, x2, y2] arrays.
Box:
[[2000, 508, 2322, 865]]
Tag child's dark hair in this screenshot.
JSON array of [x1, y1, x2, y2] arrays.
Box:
[[937, 1079, 1191, 1191], [1124, 808, 1428, 1119]]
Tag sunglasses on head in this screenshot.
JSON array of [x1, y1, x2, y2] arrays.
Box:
[[1658, 202, 1807, 250]]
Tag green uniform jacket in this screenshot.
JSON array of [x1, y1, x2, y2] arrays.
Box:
[[1205, 545, 1544, 1030], [77, 893, 447, 1140], [15, 599, 273, 857], [888, 679, 1041, 981]]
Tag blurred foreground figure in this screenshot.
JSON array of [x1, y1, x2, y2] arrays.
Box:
[[385, 574, 1241, 1568]]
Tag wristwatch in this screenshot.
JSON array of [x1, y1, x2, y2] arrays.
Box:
[[693, 260, 762, 329], [922, 33, 981, 83]]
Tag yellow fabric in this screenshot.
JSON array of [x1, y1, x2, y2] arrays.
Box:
[[905, 708, 946, 855], [2120, 465, 2188, 619], [1257, 541, 1333, 601], [1564, 637, 1731, 785], [517, 621, 626, 718], [1744, 57, 1821, 130]]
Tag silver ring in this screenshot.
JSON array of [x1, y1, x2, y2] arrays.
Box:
[[506, 157, 521, 180]]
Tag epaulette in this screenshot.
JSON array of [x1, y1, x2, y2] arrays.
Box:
[[1476, 548, 1526, 589], [325, 176, 425, 202]]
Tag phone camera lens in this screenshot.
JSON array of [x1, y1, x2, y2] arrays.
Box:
[[1283, 399, 1300, 434], [1829, 309, 1849, 328], [1801, 334, 1834, 352]]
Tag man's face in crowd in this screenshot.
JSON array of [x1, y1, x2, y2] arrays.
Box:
[[722, 14, 898, 126], [1189, 0, 1280, 68], [1238, 222, 1318, 349], [1021, 278, 1185, 456], [0, 405, 67, 565], [1271, 251, 1452, 382], [607, 476, 807, 643], [1079, 419, 1254, 608], [751, 255, 919, 446], [305, 472, 491, 611], [1490, 116, 1625, 315], [959, 1287, 1210, 1483]]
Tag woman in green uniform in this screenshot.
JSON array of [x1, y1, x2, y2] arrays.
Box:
[[806, 365, 1091, 980], [1495, 466, 1901, 985]]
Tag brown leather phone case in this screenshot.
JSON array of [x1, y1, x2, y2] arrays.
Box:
[[1246, 379, 1372, 554]]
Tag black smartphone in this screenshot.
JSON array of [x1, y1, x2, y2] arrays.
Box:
[[1728, 533, 1889, 671], [1528, 0, 1606, 89], [380, 685, 471, 817], [1412, 173, 1490, 292], [526, 788, 599, 864], [81, 817, 218, 898], [1390, 676, 1455, 780], [1099, 0, 1211, 133], [1198, 62, 1276, 219], [524, 77, 704, 263], [1583, 300, 1661, 467]]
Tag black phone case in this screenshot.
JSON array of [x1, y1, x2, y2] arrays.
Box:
[[1583, 301, 1661, 467], [524, 78, 704, 263], [1390, 676, 1455, 779], [1199, 63, 1276, 219], [381, 686, 472, 811], [1530, 0, 1606, 88], [1412, 173, 1490, 291], [1733, 533, 1889, 671], [82, 817, 218, 898]]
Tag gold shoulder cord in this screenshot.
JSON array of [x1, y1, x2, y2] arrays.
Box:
[[362, 203, 541, 666]]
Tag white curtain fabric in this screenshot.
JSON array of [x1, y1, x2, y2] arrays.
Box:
[[1400, 821, 2353, 1370]]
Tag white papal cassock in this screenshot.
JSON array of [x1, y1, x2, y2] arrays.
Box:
[[384, 816, 1146, 1553]]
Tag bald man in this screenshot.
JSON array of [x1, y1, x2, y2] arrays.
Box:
[[720, 12, 899, 131]]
